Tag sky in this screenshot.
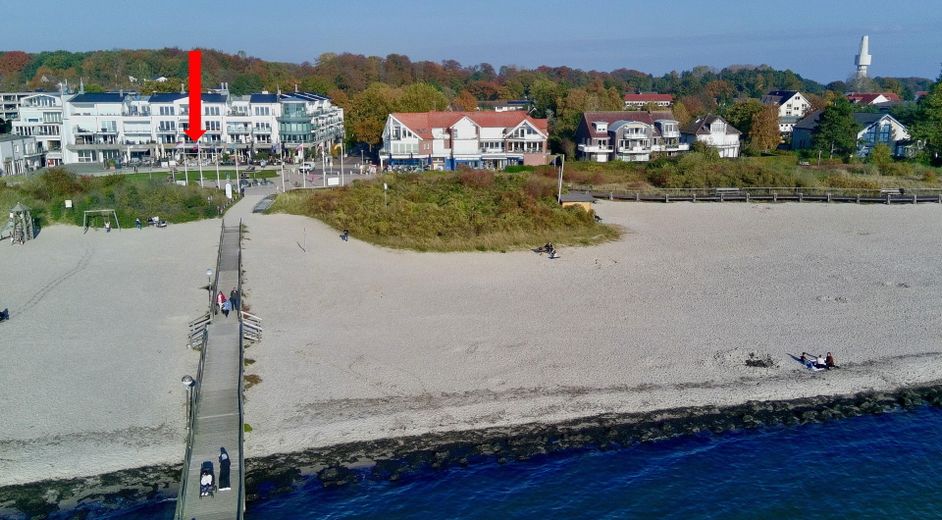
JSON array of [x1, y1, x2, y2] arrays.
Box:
[[3, 0, 940, 83]]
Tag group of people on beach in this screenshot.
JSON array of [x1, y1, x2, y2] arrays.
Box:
[[534, 242, 558, 259], [216, 288, 240, 318], [801, 352, 838, 370]]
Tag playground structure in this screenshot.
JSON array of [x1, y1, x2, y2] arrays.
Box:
[[1, 203, 35, 245], [82, 209, 120, 232]]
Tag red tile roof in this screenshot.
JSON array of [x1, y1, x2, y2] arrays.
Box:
[[623, 93, 673, 103], [846, 92, 901, 104], [390, 111, 549, 139]]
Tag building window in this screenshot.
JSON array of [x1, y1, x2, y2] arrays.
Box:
[[254, 106, 270, 116], [159, 106, 175, 116], [78, 150, 97, 163]]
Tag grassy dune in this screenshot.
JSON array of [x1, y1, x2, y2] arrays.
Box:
[[270, 171, 620, 252]]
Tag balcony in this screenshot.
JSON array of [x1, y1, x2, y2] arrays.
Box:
[[578, 144, 613, 154]]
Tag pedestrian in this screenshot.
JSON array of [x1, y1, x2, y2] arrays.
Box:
[[135, 218, 142, 230], [221, 299, 231, 318], [229, 288, 239, 311], [341, 229, 349, 242], [104, 221, 111, 233], [218, 447, 231, 491], [216, 291, 226, 315]]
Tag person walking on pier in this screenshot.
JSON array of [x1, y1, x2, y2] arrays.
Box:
[[218, 447, 231, 491], [229, 288, 240, 311], [216, 291, 226, 315]]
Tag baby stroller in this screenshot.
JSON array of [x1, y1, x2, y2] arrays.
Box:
[[199, 460, 216, 498]]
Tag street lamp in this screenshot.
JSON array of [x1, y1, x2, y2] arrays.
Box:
[[555, 154, 565, 204], [181, 375, 196, 431], [206, 268, 214, 312]]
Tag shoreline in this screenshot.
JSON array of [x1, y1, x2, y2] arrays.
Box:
[[4, 382, 941, 518]]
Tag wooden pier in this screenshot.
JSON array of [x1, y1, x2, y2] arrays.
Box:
[[176, 220, 245, 520]]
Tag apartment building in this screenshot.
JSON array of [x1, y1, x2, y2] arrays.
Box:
[[5, 87, 344, 166], [575, 111, 689, 162], [11, 92, 66, 166], [0, 91, 37, 125], [623, 93, 673, 109], [0, 134, 42, 176], [380, 111, 549, 170]]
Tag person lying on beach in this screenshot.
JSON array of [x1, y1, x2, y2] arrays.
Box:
[[0, 308, 8, 322], [801, 352, 829, 370]]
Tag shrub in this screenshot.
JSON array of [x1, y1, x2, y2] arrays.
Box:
[[458, 170, 495, 188]]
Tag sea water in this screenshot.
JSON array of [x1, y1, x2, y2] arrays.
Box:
[[82, 406, 942, 519]]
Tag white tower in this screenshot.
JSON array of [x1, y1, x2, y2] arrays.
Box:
[[855, 35, 872, 78]]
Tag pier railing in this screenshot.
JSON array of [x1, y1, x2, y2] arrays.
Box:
[[571, 185, 942, 204], [175, 310, 210, 517], [236, 218, 246, 516]]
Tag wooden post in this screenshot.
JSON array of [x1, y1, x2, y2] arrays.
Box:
[[745, 192, 750, 203], [798, 192, 803, 202], [692, 193, 696, 202], [773, 192, 777, 202], [856, 194, 861, 203], [913, 194, 918, 204], [827, 192, 831, 203], [886, 192, 891, 205], [635, 192, 640, 202]]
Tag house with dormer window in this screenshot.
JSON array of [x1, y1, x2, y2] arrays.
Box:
[[380, 111, 549, 170], [761, 90, 812, 134], [681, 115, 741, 158], [790, 111, 911, 157], [574, 111, 688, 162]]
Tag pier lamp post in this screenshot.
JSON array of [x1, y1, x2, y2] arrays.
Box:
[[206, 268, 214, 310], [181, 375, 195, 430]]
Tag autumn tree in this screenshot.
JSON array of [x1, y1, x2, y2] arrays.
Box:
[[721, 99, 764, 136], [749, 104, 781, 152], [813, 97, 860, 158], [397, 83, 448, 112], [347, 83, 398, 149], [910, 75, 942, 164], [672, 101, 692, 126], [454, 90, 478, 111]]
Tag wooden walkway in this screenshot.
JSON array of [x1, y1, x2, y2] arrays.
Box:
[[176, 221, 245, 520]]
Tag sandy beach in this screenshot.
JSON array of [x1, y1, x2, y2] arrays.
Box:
[[3, 197, 942, 488], [239, 201, 942, 461], [0, 219, 219, 486]]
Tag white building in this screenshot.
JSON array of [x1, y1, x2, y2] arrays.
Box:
[[575, 112, 689, 162], [681, 115, 741, 158], [761, 90, 812, 133], [380, 111, 549, 170], [11, 92, 66, 166], [623, 93, 673, 109], [0, 134, 42, 176], [1, 91, 39, 126], [9, 87, 344, 165], [791, 111, 911, 157]]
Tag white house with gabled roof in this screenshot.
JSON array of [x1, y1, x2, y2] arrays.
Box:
[[761, 90, 812, 133], [381, 111, 549, 170]]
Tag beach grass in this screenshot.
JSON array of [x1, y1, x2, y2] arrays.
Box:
[[269, 171, 620, 252], [556, 152, 942, 191], [0, 167, 229, 227]]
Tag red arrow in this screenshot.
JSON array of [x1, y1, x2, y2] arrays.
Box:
[[184, 49, 205, 142]]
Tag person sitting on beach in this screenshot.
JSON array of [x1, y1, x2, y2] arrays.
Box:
[[826, 352, 838, 369]]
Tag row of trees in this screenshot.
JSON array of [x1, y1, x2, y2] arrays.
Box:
[[1, 49, 938, 160]]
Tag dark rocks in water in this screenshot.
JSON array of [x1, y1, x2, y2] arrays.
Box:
[[6, 383, 942, 518], [317, 466, 357, 488]]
